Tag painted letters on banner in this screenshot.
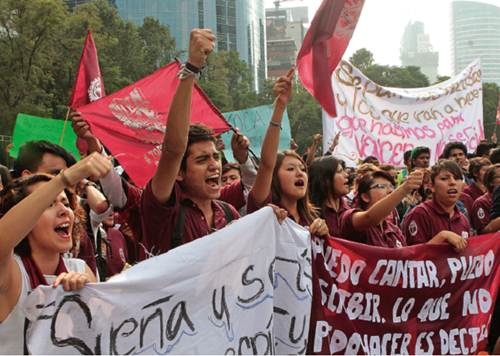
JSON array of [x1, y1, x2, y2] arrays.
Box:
[[23, 208, 312, 354], [309, 233, 500, 354], [323, 60, 483, 166]]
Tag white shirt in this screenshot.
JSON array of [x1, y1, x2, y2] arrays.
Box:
[[0, 255, 85, 355]]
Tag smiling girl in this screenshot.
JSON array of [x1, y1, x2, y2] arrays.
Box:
[[0, 153, 111, 354]]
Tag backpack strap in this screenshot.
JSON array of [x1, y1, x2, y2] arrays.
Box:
[[217, 200, 235, 224], [171, 201, 234, 251], [171, 203, 187, 250]]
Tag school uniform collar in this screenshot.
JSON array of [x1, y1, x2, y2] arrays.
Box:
[[426, 199, 462, 220]]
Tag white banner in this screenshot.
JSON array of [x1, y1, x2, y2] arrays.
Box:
[[23, 208, 312, 354], [323, 60, 483, 166]]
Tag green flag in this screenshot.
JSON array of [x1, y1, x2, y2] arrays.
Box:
[[10, 113, 80, 159]]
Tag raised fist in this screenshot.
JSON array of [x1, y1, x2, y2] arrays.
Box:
[[188, 29, 216, 69]]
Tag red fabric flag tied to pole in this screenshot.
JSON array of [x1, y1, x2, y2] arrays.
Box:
[[69, 30, 105, 109], [68, 30, 106, 151], [297, 0, 365, 117], [78, 61, 230, 187]]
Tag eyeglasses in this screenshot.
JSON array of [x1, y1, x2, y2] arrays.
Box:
[[370, 183, 394, 190]]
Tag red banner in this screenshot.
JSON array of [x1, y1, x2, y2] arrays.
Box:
[[308, 233, 500, 354], [297, 0, 365, 117], [69, 30, 105, 109], [78, 61, 230, 187]]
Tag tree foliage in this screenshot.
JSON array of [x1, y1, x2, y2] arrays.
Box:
[[482, 82, 499, 139], [198, 51, 261, 112], [0, 0, 177, 134]]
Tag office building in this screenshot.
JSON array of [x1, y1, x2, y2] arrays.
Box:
[[114, 0, 266, 91], [451, 0, 500, 85], [265, 6, 307, 78], [400, 21, 439, 82]]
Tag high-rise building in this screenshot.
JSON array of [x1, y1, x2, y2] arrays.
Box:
[[400, 21, 439, 82], [451, 1, 500, 85], [114, 0, 266, 91], [265, 6, 307, 79]]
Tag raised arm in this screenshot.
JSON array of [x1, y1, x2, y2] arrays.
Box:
[[305, 133, 322, 167], [231, 129, 256, 191], [0, 153, 111, 290], [71, 112, 103, 154], [352, 170, 423, 230], [151, 29, 215, 204], [250, 68, 294, 204]]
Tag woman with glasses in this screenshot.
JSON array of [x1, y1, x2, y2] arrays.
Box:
[[402, 160, 470, 250], [337, 170, 423, 247]]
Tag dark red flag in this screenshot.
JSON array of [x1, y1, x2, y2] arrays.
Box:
[[308, 233, 500, 354], [69, 30, 105, 109], [297, 0, 365, 117], [78, 61, 231, 187]]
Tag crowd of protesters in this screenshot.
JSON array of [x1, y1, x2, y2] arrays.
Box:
[[0, 29, 499, 354]]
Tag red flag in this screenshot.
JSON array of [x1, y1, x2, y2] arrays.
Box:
[[78, 61, 231, 187], [69, 30, 105, 109], [297, 0, 365, 117], [496, 94, 500, 125]]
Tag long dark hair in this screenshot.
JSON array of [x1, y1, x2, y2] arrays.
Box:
[[309, 155, 344, 211], [271, 150, 318, 225], [0, 174, 84, 256]]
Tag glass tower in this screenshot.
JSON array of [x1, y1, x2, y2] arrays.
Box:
[[114, 0, 266, 91], [451, 1, 500, 85]]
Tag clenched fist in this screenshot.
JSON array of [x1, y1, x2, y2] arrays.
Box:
[[188, 29, 216, 68]]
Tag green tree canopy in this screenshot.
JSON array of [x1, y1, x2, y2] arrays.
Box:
[[0, 0, 177, 134]]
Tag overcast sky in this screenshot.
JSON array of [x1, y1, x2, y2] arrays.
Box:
[[265, 0, 500, 77]]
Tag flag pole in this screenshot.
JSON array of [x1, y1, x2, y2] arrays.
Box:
[[58, 107, 71, 145]]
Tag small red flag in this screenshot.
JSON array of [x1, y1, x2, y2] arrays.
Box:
[[496, 94, 500, 125], [69, 30, 105, 109], [297, 0, 365, 117], [78, 61, 231, 187]]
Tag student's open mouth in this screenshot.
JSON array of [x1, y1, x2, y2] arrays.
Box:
[[54, 223, 71, 239], [205, 175, 221, 189], [294, 179, 305, 187]]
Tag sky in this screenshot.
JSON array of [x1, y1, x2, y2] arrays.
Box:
[[264, 0, 500, 77]]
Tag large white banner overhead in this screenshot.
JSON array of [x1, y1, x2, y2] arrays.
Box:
[[23, 208, 312, 354], [323, 60, 483, 166]]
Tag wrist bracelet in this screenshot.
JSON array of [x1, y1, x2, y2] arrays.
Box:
[[59, 169, 72, 187], [269, 121, 282, 130], [177, 63, 201, 81], [185, 62, 201, 73]]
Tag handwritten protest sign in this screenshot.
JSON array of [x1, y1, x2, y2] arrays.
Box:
[[309, 233, 500, 354], [323, 60, 483, 166], [23, 208, 312, 354], [222, 105, 292, 161]]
